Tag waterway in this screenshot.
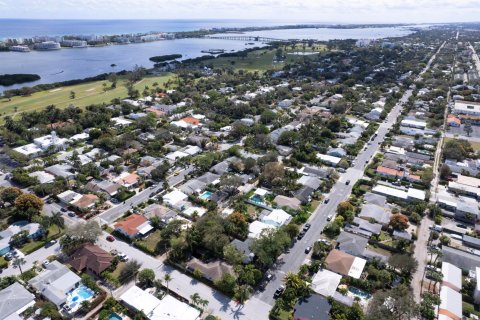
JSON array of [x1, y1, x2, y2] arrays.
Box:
[[0, 22, 420, 93]]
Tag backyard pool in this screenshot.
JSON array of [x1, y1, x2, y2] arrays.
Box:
[[250, 194, 265, 205], [64, 285, 95, 313], [199, 191, 213, 200], [109, 313, 123, 320], [348, 286, 371, 300]]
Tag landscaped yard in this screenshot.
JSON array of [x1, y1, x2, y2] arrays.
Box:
[[19, 224, 64, 255], [135, 229, 162, 254], [0, 74, 174, 122]]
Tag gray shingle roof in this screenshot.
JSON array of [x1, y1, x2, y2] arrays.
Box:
[[0, 282, 35, 319], [336, 231, 369, 257]]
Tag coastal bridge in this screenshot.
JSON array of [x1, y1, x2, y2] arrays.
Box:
[[203, 35, 287, 43]]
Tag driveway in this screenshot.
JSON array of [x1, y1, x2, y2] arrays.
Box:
[[411, 216, 433, 301]]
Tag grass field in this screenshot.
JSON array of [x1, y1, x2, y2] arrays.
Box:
[[0, 73, 174, 120], [444, 137, 480, 152], [207, 45, 327, 72]]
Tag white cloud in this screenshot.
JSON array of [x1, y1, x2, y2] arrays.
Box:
[[0, 0, 480, 22]]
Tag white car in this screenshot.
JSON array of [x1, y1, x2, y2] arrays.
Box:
[[42, 260, 50, 268], [118, 253, 129, 262]]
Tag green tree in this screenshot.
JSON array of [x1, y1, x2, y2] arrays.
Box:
[[214, 272, 237, 295], [223, 244, 245, 266], [366, 285, 419, 320], [119, 260, 142, 284], [388, 254, 418, 275], [250, 228, 291, 267], [138, 268, 156, 288], [50, 211, 65, 234], [13, 257, 26, 276], [164, 273, 173, 294], [234, 284, 252, 304], [1, 187, 22, 203]]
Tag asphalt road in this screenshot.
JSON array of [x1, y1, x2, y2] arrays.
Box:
[[257, 89, 413, 304], [95, 165, 194, 224], [97, 233, 271, 320]]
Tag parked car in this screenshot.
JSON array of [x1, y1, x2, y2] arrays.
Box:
[[345, 180, 350, 185], [273, 286, 285, 299], [324, 198, 330, 204], [110, 249, 118, 256], [4, 253, 13, 261], [303, 223, 311, 232], [305, 246, 312, 254], [297, 231, 306, 240], [327, 214, 333, 221], [68, 211, 76, 217], [118, 253, 129, 262], [106, 235, 115, 242], [425, 265, 441, 273], [44, 239, 57, 248], [60, 208, 67, 212], [265, 273, 273, 282], [42, 260, 50, 268], [456, 224, 468, 229]]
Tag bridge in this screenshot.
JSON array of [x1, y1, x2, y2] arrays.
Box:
[[203, 35, 286, 43]]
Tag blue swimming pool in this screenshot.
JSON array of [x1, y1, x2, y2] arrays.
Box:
[[199, 191, 213, 200], [348, 287, 371, 300], [109, 313, 123, 320], [250, 194, 265, 204], [64, 285, 95, 313]]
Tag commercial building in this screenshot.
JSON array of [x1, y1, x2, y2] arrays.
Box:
[[61, 39, 87, 47], [14, 131, 68, 158], [439, 286, 462, 320], [452, 100, 480, 116], [34, 41, 61, 50], [441, 262, 462, 292]]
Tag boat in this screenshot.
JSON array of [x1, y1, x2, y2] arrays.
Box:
[[200, 49, 225, 54]]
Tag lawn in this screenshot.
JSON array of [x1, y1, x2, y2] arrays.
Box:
[[110, 261, 126, 280], [19, 224, 64, 255], [0, 73, 174, 121], [135, 229, 162, 254], [206, 47, 324, 72], [444, 137, 480, 152]]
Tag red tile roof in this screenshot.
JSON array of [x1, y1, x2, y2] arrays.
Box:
[[114, 214, 148, 236], [376, 166, 404, 177], [181, 116, 200, 125]]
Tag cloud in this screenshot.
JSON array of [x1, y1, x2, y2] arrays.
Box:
[[0, 0, 480, 22]]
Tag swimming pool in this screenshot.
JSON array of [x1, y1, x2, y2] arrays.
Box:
[[348, 286, 371, 300], [109, 313, 123, 320], [250, 194, 265, 204], [199, 191, 213, 200], [64, 285, 95, 313]]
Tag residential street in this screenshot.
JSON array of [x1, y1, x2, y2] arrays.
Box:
[[257, 88, 413, 304], [2, 242, 61, 277], [97, 234, 271, 320], [411, 216, 433, 301]]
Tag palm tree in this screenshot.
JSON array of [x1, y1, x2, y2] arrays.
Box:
[[190, 293, 201, 307], [13, 257, 26, 276], [50, 211, 65, 234], [234, 285, 252, 305], [164, 274, 172, 294], [283, 272, 303, 291], [199, 298, 209, 309]]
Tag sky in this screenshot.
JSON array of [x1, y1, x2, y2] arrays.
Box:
[[0, 0, 480, 23]]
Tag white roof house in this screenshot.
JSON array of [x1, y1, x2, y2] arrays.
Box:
[[13, 144, 43, 157], [70, 132, 90, 142], [442, 262, 462, 292], [317, 153, 342, 166], [407, 188, 426, 201], [166, 151, 189, 161], [311, 269, 342, 297], [28, 171, 55, 184], [182, 206, 207, 218], [254, 188, 269, 196], [372, 185, 408, 200], [0, 282, 35, 320], [57, 190, 82, 204], [248, 221, 275, 239], [261, 209, 292, 227], [183, 145, 202, 156], [111, 117, 133, 127], [439, 286, 462, 320], [33, 132, 68, 150], [28, 261, 81, 307], [400, 119, 427, 129], [163, 190, 188, 207], [349, 257, 367, 279], [120, 286, 200, 320], [453, 100, 480, 116]]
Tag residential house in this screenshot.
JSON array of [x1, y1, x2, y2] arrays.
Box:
[[310, 269, 342, 298], [45, 164, 76, 179], [297, 176, 321, 190], [230, 238, 254, 263], [85, 179, 121, 198], [336, 231, 369, 257], [114, 172, 140, 189], [69, 244, 113, 275], [442, 246, 480, 272], [70, 194, 98, 211], [293, 294, 331, 320], [120, 286, 200, 320], [0, 282, 35, 320], [143, 204, 177, 224], [186, 258, 234, 282], [441, 262, 462, 292], [114, 214, 153, 238], [324, 249, 366, 279], [358, 203, 392, 225], [29, 261, 81, 307], [163, 190, 188, 210], [273, 195, 302, 211], [317, 153, 342, 167], [294, 186, 315, 204], [261, 209, 292, 227], [439, 286, 462, 320]]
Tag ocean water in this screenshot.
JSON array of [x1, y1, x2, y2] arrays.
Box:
[[0, 20, 419, 92], [0, 19, 305, 39]]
